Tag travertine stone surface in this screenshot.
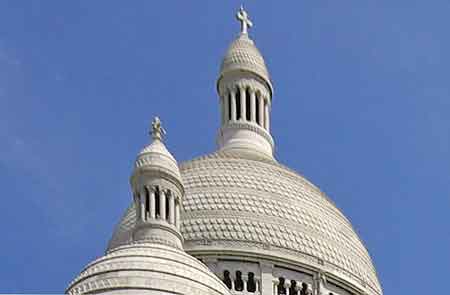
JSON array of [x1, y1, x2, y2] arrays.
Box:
[[219, 33, 273, 95], [67, 243, 232, 295], [108, 150, 382, 295]]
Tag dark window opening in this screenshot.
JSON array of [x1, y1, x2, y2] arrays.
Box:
[[278, 277, 286, 295], [235, 271, 244, 291], [246, 88, 251, 121], [236, 87, 241, 120], [289, 280, 297, 295], [255, 95, 260, 125], [155, 186, 160, 218], [165, 191, 170, 220], [300, 282, 309, 295], [247, 272, 256, 292], [223, 270, 232, 289], [144, 188, 150, 220]]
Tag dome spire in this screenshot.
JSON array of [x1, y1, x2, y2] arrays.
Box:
[[236, 5, 253, 35], [216, 7, 274, 158]]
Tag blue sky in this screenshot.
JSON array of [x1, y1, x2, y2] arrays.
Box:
[[0, 1, 448, 294]]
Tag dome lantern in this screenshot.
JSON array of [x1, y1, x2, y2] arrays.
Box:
[[130, 117, 184, 248], [217, 7, 275, 159]]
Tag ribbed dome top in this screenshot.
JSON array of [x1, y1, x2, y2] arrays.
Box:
[[109, 151, 382, 295], [219, 34, 273, 94], [134, 139, 181, 181], [67, 242, 232, 295]]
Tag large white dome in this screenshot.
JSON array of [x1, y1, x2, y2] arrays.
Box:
[[108, 150, 382, 295], [79, 7, 383, 295]]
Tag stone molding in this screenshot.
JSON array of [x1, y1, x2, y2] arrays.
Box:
[[220, 122, 274, 148], [218, 77, 271, 103]]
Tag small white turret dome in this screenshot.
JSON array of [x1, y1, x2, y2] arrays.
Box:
[[219, 33, 272, 93], [135, 138, 181, 180], [218, 7, 273, 96], [133, 117, 181, 182]]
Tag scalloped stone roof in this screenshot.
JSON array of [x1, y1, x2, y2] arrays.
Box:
[[219, 34, 273, 94], [67, 242, 232, 295], [108, 150, 382, 295], [134, 139, 181, 181]]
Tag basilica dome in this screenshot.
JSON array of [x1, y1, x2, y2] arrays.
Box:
[[108, 150, 382, 295], [75, 7, 383, 295], [67, 242, 232, 295]]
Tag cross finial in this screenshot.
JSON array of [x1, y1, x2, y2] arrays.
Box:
[[236, 5, 253, 35], [150, 116, 166, 141]]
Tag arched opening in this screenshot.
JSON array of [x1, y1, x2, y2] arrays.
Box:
[[235, 87, 241, 120], [300, 282, 309, 295], [235, 271, 244, 291], [155, 186, 160, 218], [246, 88, 251, 121], [255, 93, 260, 125], [247, 272, 256, 292], [278, 277, 287, 295], [144, 187, 150, 220], [223, 270, 232, 289], [165, 191, 170, 221], [290, 280, 297, 295]]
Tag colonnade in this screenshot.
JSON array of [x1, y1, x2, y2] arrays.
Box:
[[221, 86, 270, 131], [135, 186, 181, 228], [220, 270, 314, 295], [222, 270, 261, 294], [272, 278, 312, 295]]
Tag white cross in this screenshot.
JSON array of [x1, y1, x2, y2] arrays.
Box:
[[236, 5, 253, 35]]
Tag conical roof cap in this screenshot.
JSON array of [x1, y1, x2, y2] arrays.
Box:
[[218, 7, 273, 95], [133, 117, 181, 182], [220, 34, 269, 81]]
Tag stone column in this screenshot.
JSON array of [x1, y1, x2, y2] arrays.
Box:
[[160, 189, 166, 220], [224, 93, 229, 124], [258, 95, 264, 127], [175, 201, 180, 228], [149, 188, 155, 220], [140, 190, 146, 221], [264, 99, 270, 131], [230, 90, 237, 121], [134, 193, 140, 221], [250, 89, 256, 122], [285, 280, 291, 295], [256, 279, 261, 293], [273, 279, 279, 295], [260, 262, 274, 295], [243, 274, 248, 292], [169, 193, 175, 225], [240, 86, 246, 120], [231, 273, 236, 291]]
